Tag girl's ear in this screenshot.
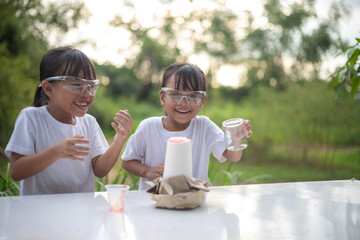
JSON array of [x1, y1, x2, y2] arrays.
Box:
[[201, 95, 207, 108], [159, 92, 165, 106], [41, 81, 55, 97]]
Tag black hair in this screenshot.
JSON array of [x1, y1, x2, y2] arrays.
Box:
[[161, 62, 207, 92], [32, 46, 96, 107]]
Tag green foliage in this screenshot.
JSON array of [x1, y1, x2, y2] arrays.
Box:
[[95, 166, 139, 191], [301, 23, 332, 63], [264, 0, 314, 31], [216, 86, 250, 102], [330, 37, 360, 99], [243, 0, 349, 87], [220, 163, 243, 185], [110, 1, 240, 94], [95, 62, 141, 98], [0, 163, 20, 197], [196, 9, 238, 58], [242, 82, 360, 147], [0, 44, 39, 147], [208, 146, 360, 186], [0, 147, 19, 196], [110, 15, 177, 100]]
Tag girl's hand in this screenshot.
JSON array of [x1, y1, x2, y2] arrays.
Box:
[[145, 163, 164, 180], [112, 109, 133, 143], [54, 136, 90, 161], [241, 119, 253, 138]]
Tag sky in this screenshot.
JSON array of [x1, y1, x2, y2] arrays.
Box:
[[52, 0, 360, 87]]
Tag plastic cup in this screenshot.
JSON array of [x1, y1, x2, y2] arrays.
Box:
[[105, 184, 129, 212], [163, 137, 192, 179], [222, 118, 248, 151]]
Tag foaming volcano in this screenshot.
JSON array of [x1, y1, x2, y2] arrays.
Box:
[[163, 137, 192, 178]]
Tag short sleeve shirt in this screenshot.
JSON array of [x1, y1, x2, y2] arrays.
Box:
[[5, 106, 109, 195], [121, 116, 227, 190]]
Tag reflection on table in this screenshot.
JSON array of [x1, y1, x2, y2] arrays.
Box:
[[0, 180, 359, 240]]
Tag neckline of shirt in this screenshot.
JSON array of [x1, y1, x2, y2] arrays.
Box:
[[41, 105, 78, 130], [158, 116, 196, 135]]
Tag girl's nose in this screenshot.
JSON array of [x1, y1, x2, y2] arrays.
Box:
[[81, 85, 92, 96], [179, 96, 189, 105]]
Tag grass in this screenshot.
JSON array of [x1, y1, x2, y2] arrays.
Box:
[[208, 146, 360, 186], [95, 162, 139, 191], [0, 146, 20, 196]]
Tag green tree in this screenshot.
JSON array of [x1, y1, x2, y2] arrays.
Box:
[[110, 15, 178, 100], [95, 62, 141, 98], [108, 0, 351, 95], [110, 0, 239, 98], [241, 0, 349, 88]]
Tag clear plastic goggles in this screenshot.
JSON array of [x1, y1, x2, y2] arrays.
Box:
[[160, 87, 207, 105], [41, 76, 99, 96]]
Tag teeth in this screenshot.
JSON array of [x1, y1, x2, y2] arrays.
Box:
[[176, 109, 190, 113], [75, 102, 88, 107]]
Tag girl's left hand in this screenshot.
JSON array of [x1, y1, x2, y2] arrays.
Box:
[[111, 109, 133, 143], [241, 119, 253, 138]]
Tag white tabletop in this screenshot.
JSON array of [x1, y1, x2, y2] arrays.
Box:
[[0, 180, 359, 240]]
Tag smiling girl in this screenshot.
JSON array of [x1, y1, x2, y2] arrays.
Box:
[[5, 47, 132, 195], [121, 62, 252, 190]]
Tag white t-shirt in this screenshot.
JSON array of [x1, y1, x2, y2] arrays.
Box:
[[5, 106, 109, 195], [121, 116, 227, 190]]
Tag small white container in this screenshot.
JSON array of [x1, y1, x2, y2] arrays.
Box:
[[163, 137, 192, 178]]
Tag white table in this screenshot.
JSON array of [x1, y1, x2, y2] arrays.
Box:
[[0, 180, 359, 240]]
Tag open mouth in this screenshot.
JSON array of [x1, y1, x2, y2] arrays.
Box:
[[175, 109, 191, 114], [74, 101, 90, 109]]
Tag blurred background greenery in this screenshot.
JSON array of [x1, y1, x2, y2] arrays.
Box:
[[1, 0, 359, 195]]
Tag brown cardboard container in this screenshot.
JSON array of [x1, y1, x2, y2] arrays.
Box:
[[146, 175, 209, 209]]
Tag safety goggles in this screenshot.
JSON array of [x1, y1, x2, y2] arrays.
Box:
[[160, 87, 207, 105], [40, 76, 99, 96]]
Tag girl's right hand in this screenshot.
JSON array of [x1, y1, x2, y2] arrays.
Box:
[[145, 163, 164, 180], [54, 136, 91, 161]]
